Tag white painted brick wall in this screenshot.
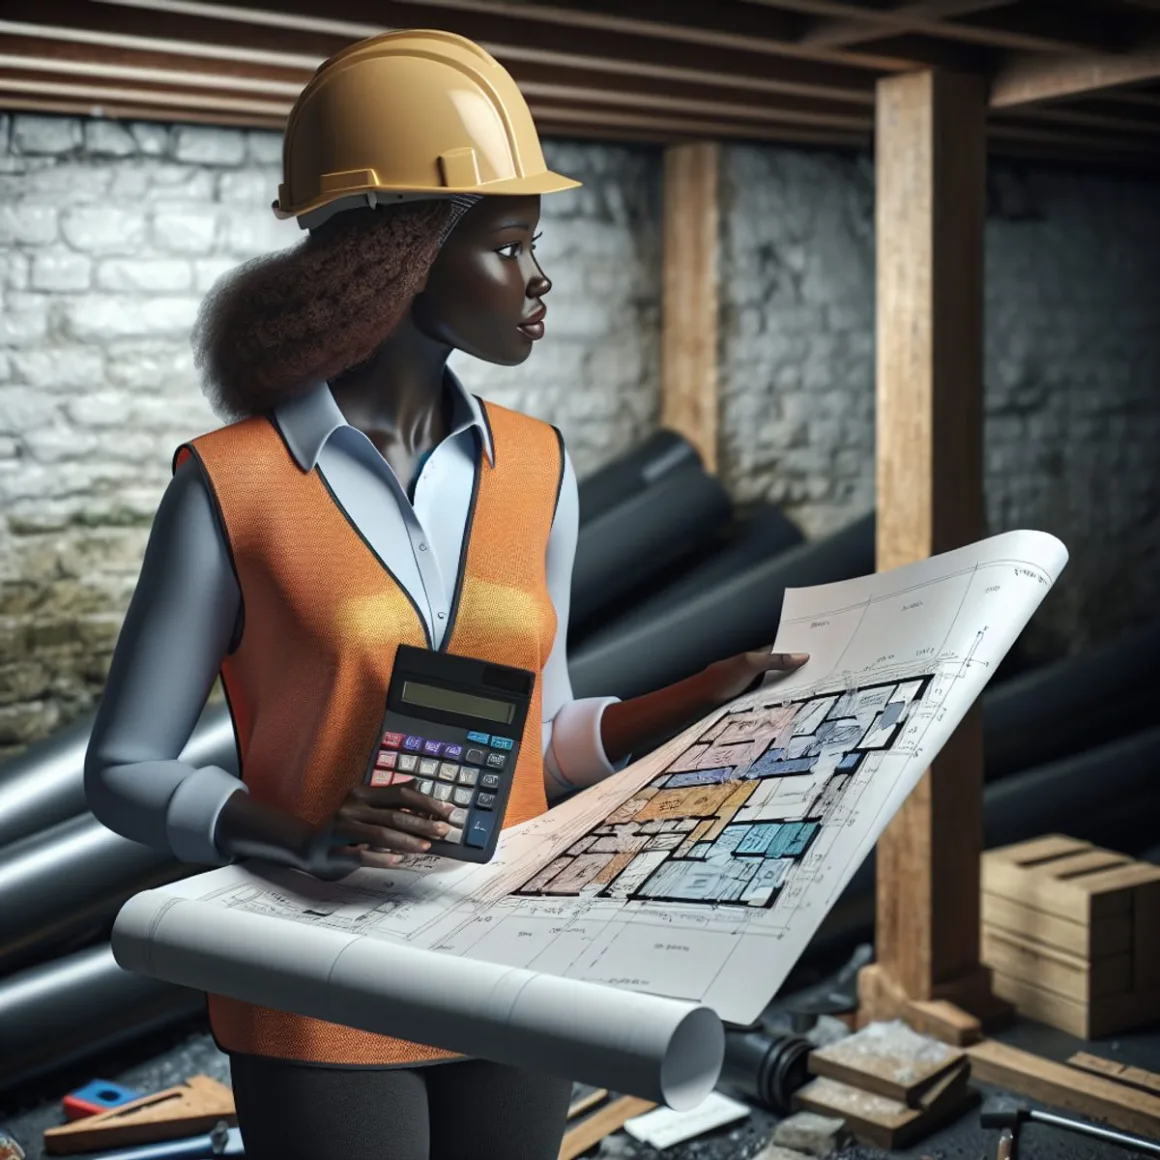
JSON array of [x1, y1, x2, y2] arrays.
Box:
[[0, 109, 1157, 754], [0, 114, 660, 752]]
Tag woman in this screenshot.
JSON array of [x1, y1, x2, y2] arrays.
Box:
[[85, 30, 806, 1160]]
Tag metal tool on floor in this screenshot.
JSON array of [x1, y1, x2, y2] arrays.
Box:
[[982, 1102, 1160, 1159], [79, 1122, 242, 1160], [785, 943, 873, 1032]]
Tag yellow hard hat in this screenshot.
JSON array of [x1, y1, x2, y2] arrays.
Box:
[[274, 29, 580, 227]]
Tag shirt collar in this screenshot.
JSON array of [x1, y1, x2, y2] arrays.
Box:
[[273, 368, 494, 472]]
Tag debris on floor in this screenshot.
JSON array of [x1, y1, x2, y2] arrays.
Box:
[[623, 1091, 750, 1150], [770, 1109, 851, 1156]]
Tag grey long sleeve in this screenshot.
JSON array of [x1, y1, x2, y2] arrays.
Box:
[[84, 458, 246, 865]]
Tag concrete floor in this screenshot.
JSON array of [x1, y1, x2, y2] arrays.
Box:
[[3, 995, 1159, 1160]]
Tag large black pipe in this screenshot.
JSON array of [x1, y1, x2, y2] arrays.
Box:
[[0, 943, 204, 1092], [576, 429, 701, 527], [569, 512, 875, 701], [570, 461, 732, 627], [980, 618, 1160, 781], [0, 701, 237, 851], [0, 814, 194, 975], [7, 726, 1160, 1094], [582, 501, 805, 639]]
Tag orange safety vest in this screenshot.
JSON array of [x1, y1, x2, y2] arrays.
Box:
[[174, 399, 563, 1066]]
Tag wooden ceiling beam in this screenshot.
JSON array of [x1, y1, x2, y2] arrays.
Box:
[[0, 32, 877, 131], [6, 0, 881, 105], [0, 91, 287, 128], [302, 0, 925, 72], [0, 74, 293, 118], [0, 30, 310, 87], [990, 30, 1160, 106], [92, 0, 886, 96], [746, 1, 1016, 47], [527, 103, 869, 145], [0, 40, 305, 97], [997, 103, 1160, 136], [988, 119, 1160, 153]]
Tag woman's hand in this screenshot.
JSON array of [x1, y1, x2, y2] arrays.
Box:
[[599, 648, 810, 767], [214, 782, 456, 881], [699, 646, 809, 706], [330, 781, 457, 871]]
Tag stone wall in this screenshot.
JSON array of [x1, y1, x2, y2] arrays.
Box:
[[0, 113, 660, 756], [719, 145, 1160, 660], [1, 110, 1158, 755]]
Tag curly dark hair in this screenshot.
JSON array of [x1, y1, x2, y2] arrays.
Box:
[[193, 198, 453, 419]]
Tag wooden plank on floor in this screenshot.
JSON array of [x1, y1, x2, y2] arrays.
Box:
[[967, 1040, 1160, 1138], [558, 1095, 655, 1160]]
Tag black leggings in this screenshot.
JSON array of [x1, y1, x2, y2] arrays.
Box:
[[229, 1053, 573, 1160]]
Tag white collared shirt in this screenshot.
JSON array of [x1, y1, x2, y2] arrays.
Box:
[[85, 374, 621, 866]]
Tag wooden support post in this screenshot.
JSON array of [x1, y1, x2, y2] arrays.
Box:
[[859, 69, 1011, 1044], [661, 141, 720, 473]]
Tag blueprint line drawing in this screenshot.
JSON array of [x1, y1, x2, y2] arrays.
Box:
[[112, 529, 1069, 1101]]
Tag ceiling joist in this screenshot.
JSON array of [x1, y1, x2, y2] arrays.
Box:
[[0, 0, 1155, 173]]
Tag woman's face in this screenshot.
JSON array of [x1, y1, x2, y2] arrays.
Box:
[[413, 195, 550, 366]]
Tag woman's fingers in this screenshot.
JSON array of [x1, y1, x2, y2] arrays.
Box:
[[358, 846, 406, 869], [749, 647, 809, 670], [357, 784, 456, 819], [330, 817, 436, 854]]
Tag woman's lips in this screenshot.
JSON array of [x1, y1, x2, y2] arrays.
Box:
[[518, 307, 546, 341]]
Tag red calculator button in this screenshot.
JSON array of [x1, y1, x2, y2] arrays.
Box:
[[376, 751, 398, 769], [382, 732, 405, 748]]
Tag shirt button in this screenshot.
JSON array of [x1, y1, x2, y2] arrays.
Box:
[[437, 611, 446, 620], [417, 542, 428, 552]]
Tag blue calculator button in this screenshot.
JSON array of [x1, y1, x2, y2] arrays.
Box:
[[444, 744, 464, 760], [403, 736, 423, 751], [466, 730, 490, 744], [490, 736, 514, 750], [465, 813, 497, 849], [422, 739, 444, 756]]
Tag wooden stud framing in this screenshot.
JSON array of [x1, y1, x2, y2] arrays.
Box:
[[862, 68, 1001, 1028], [660, 142, 721, 474]]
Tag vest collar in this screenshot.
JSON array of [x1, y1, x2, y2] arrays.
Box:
[[273, 369, 495, 472]]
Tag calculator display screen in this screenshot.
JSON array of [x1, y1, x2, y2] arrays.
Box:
[[400, 680, 516, 724]]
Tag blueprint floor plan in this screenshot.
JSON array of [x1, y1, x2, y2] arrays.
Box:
[[514, 677, 931, 910]]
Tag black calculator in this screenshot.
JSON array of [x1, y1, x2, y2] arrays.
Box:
[[362, 645, 535, 863]]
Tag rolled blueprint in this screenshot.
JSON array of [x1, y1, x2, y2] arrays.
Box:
[[112, 893, 724, 1110]]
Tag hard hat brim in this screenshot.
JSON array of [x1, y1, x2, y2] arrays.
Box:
[[275, 168, 582, 222]]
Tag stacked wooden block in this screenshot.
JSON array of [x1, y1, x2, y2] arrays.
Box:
[[794, 1021, 977, 1148], [981, 835, 1160, 1039]]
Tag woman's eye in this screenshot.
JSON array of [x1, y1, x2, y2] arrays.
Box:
[[497, 234, 541, 259]]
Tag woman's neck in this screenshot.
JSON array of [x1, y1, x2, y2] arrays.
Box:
[[328, 312, 452, 459]]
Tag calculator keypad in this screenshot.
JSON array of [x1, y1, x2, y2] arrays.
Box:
[[372, 727, 517, 852]]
